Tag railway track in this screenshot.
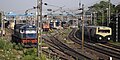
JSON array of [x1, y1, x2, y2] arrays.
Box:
[[96, 43, 120, 54], [103, 42, 120, 49], [43, 35, 74, 60], [42, 47, 70, 60], [68, 28, 120, 60], [44, 38, 71, 59], [43, 33, 92, 60]]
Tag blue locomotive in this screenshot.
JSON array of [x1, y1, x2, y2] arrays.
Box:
[[12, 24, 37, 47]]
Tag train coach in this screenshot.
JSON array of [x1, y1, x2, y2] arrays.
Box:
[[42, 22, 50, 31], [79, 26, 112, 43], [12, 24, 37, 47]]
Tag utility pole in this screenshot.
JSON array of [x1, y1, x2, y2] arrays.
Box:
[[108, 0, 111, 26], [102, 10, 104, 25], [0, 11, 4, 37], [82, 4, 85, 52], [93, 12, 96, 26], [60, 7, 64, 28], [90, 12, 93, 25], [78, 0, 81, 26], [37, 0, 42, 57], [79, 0, 81, 8], [106, 8, 109, 26]]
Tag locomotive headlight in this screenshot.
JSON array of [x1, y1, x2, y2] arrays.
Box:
[[99, 37, 102, 40], [108, 37, 110, 40]]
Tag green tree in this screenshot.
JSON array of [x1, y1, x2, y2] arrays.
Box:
[[115, 4, 120, 13], [89, 1, 116, 25]]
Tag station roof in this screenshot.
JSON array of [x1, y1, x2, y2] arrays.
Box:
[[18, 13, 34, 16], [5, 12, 17, 17], [5, 12, 34, 17]]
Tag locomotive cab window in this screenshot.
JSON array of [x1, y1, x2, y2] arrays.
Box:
[[56, 22, 60, 26], [98, 30, 110, 33]]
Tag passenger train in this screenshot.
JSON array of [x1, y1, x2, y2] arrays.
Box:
[[79, 25, 112, 43], [42, 22, 50, 31], [12, 24, 37, 47]]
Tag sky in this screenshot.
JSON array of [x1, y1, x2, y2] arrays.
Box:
[[0, 0, 120, 14]]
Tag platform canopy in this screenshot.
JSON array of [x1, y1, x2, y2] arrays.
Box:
[[5, 12, 34, 17], [5, 12, 17, 17], [18, 13, 34, 16]]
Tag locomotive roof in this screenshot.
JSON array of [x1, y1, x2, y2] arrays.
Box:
[[14, 23, 26, 29], [20, 24, 36, 29], [14, 24, 36, 29]]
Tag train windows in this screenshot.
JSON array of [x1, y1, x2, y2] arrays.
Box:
[[56, 22, 60, 26], [61, 22, 66, 27], [98, 30, 110, 33], [50, 22, 54, 28]]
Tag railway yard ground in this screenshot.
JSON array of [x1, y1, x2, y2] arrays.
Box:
[[0, 0, 120, 60], [0, 28, 120, 60], [109, 41, 120, 46], [43, 28, 120, 60]]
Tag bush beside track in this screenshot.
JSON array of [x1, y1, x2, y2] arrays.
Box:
[[0, 37, 48, 60]]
